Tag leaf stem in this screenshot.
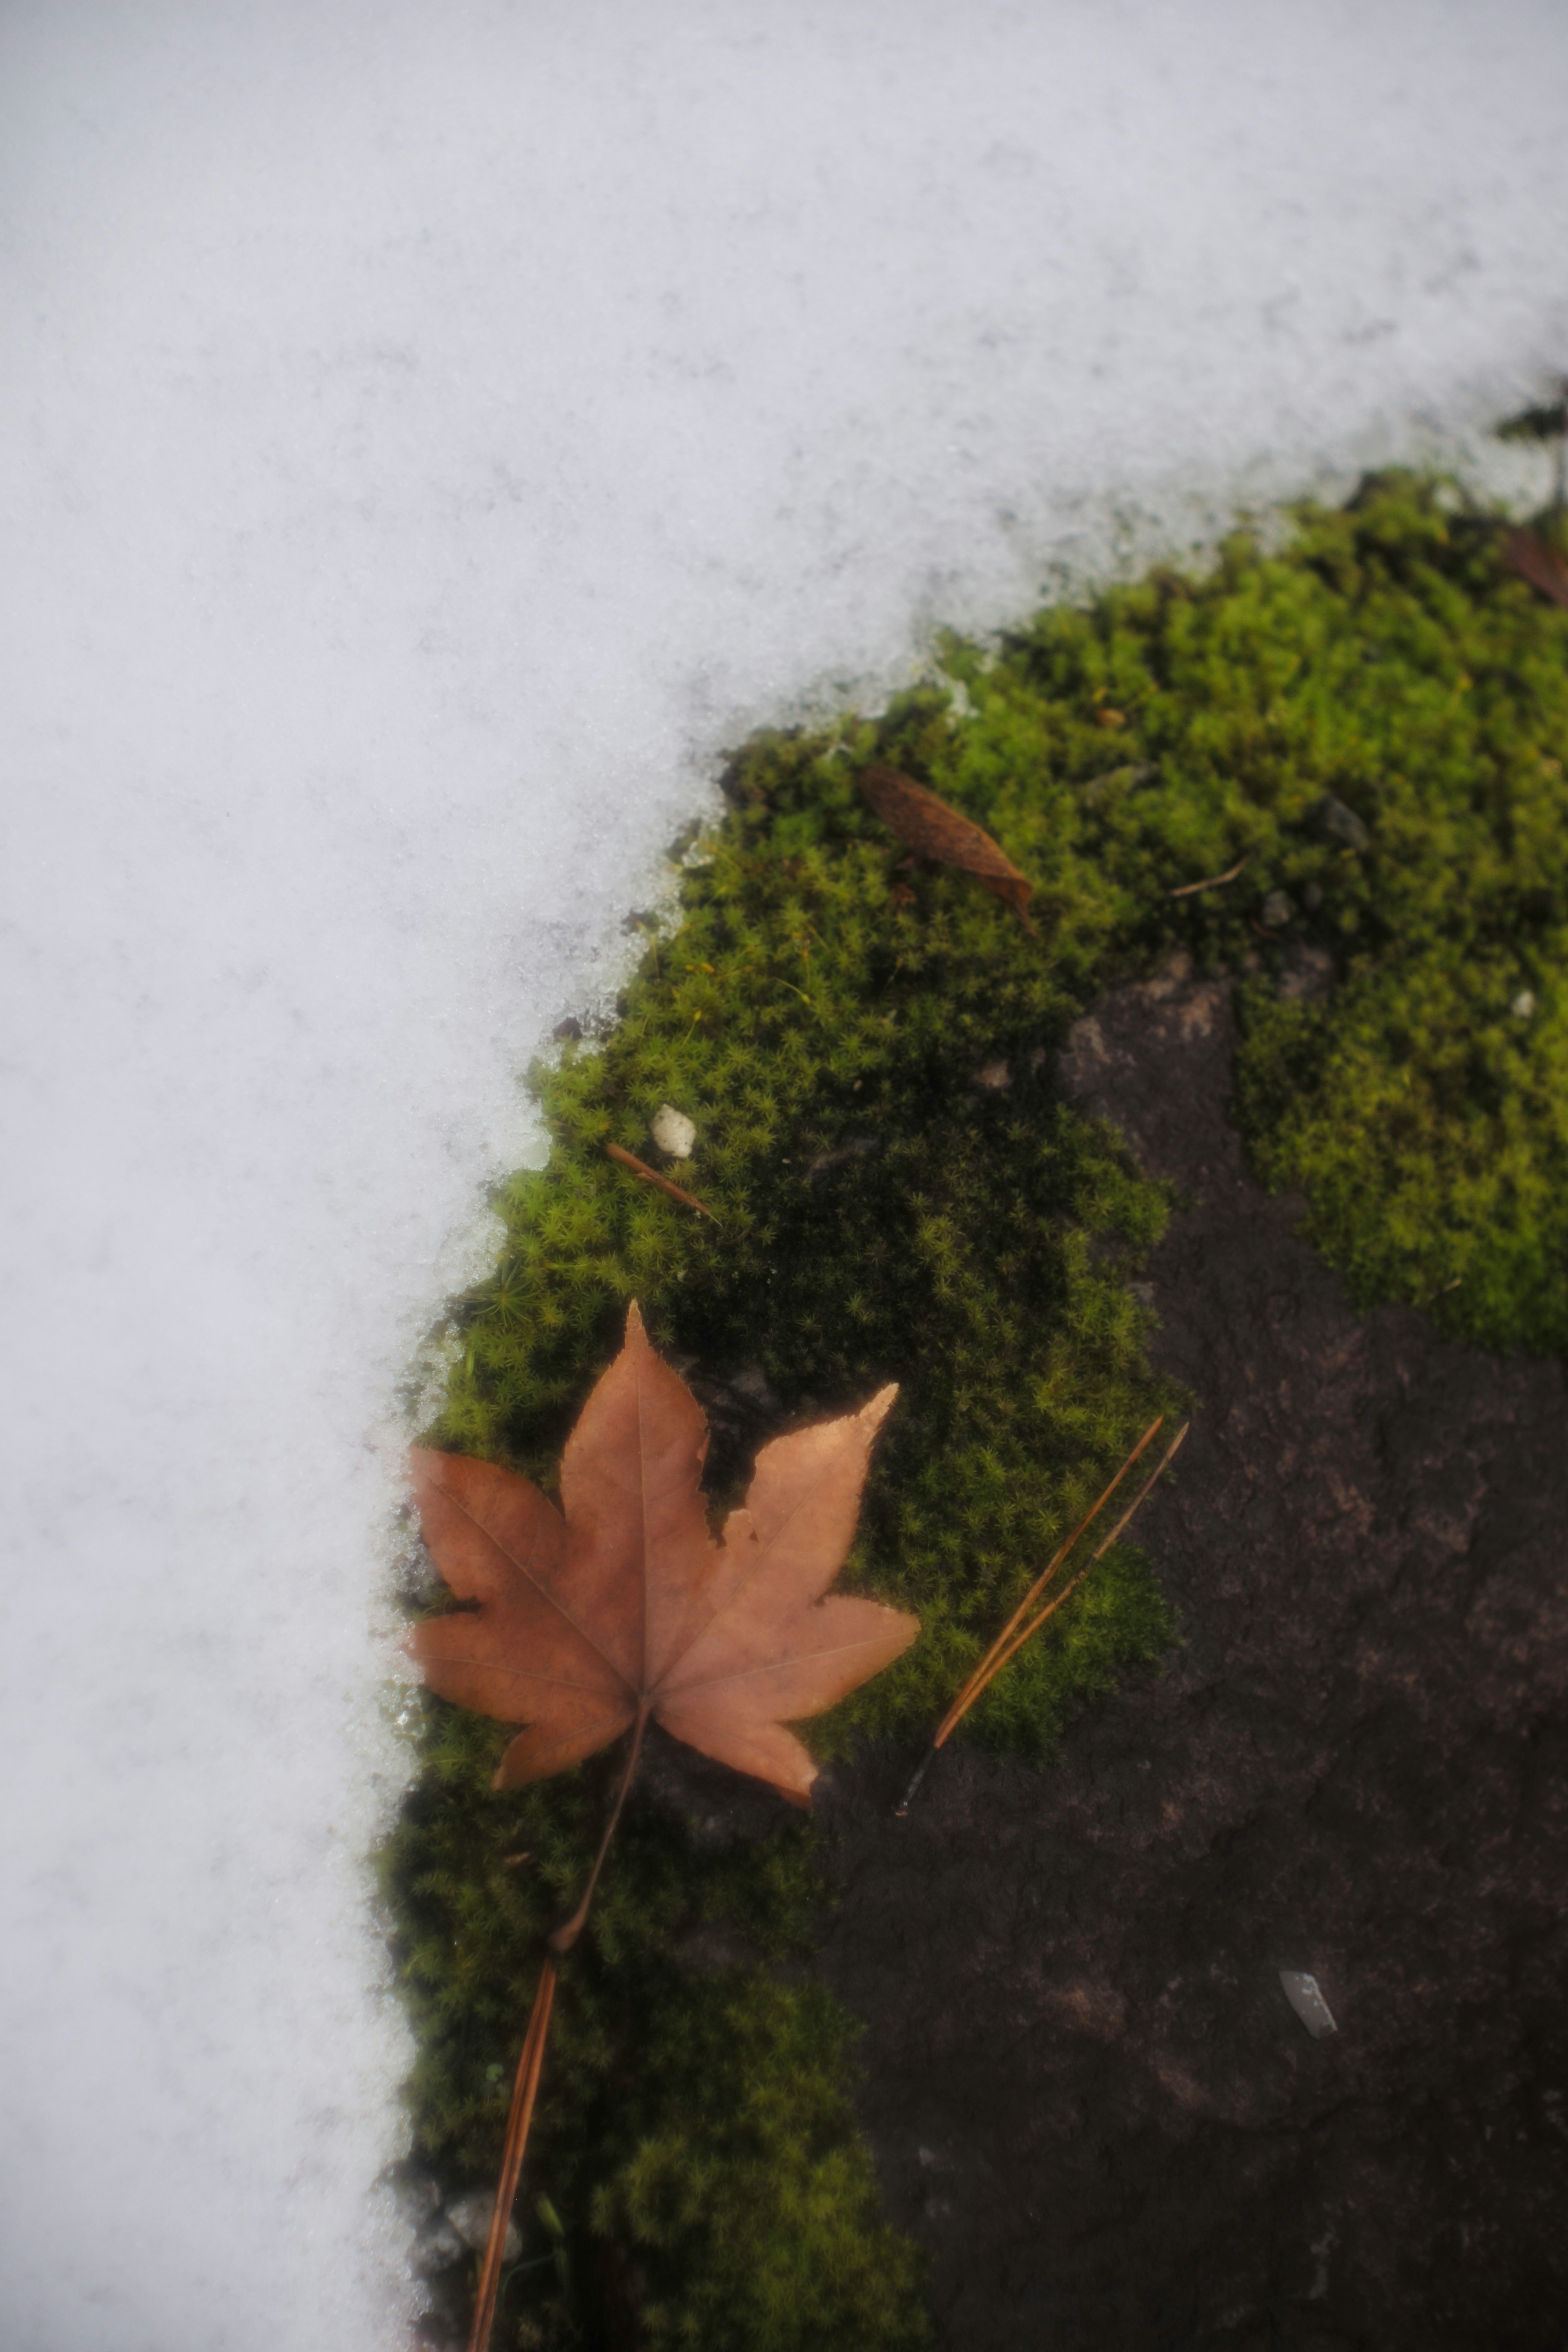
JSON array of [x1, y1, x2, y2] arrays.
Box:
[[465, 1710, 651, 2352], [549, 1702, 650, 1956]]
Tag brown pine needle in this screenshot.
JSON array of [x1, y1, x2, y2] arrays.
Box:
[[935, 1416, 1165, 1746], [466, 1956, 557, 2352], [896, 1418, 1189, 1815], [1169, 853, 1251, 899], [975, 1422, 1189, 1690], [605, 1140, 719, 1220]]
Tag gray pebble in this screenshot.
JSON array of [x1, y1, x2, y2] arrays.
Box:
[[1313, 794, 1370, 853]]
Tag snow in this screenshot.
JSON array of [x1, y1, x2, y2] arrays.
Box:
[[1, 2, 1564, 2345]]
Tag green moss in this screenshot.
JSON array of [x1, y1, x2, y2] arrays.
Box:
[[387, 469, 1568, 2347], [381, 1703, 924, 2349]]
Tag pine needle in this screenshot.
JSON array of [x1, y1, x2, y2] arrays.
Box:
[[466, 1956, 557, 2352], [938, 1417, 1165, 1741], [1169, 853, 1251, 899], [896, 1418, 1189, 1814], [605, 1140, 719, 1219]]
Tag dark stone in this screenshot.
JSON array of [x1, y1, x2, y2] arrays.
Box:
[[814, 962, 1568, 2351], [1313, 794, 1371, 853]]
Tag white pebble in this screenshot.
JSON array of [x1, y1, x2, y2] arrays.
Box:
[[651, 1103, 698, 1159], [1278, 1969, 1338, 2039]]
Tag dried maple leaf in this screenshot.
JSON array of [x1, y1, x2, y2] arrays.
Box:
[[860, 762, 1037, 934], [410, 1303, 918, 1806]]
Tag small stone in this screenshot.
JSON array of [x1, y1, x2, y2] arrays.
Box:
[[1302, 880, 1323, 912], [1278, 1969, 1338, 2040], [445, 2189, 523, 2264], [975, 1060, 1011, 1091], [1512, 989, 1537, 1019], [650, 1103, 697, 1159], [1312, 794, 1370, 853], [1261, 889, 1294, 930]]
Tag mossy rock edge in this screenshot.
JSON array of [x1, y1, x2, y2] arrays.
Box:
[[381, 472, 1568, 2349]]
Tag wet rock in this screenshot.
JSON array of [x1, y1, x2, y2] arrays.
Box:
[[818, 966, 1568, 2350]]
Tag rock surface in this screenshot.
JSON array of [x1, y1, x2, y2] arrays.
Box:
[[815, 962, 1568, 2351]]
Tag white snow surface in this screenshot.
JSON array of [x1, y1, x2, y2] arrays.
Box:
[[2, 3, 1565, 2345]]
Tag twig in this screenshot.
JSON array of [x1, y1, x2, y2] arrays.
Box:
[[605, 1141, 719, 1221], [897, 1420, 1189, 1816], [1169, 853, 1251, 900], [466, 1707, 650, 2352]]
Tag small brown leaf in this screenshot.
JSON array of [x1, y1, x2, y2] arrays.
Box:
[[1501, 525, 1568, 609], [410, 1305, 918, 1806], [860, 764, 1036, 935]]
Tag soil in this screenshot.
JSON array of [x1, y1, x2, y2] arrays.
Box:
[[811, 958, 1568, 2352]]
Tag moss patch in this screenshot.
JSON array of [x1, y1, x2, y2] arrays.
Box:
[[385, 470, 1568, 2348]]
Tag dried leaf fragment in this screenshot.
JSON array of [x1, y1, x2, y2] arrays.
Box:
[[410, 1305, 918, 1806], [1501, 525, 1568, 609], [860, 764, 1036, 935]]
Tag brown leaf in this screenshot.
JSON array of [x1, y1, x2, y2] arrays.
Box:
[[1501, 524, 1568, 609], [410, 1305, 918, 1805], [860, 764, 1036, 935]]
